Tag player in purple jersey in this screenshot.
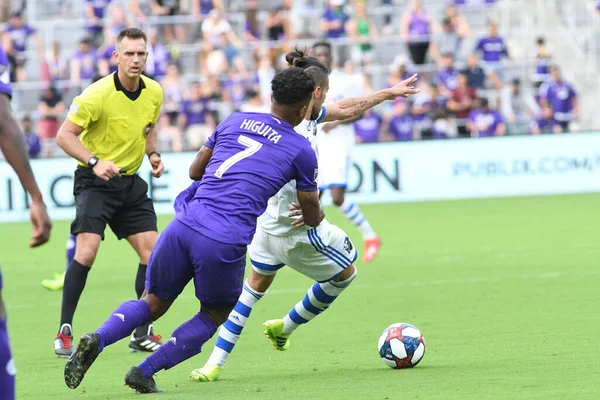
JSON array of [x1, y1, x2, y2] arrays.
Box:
[[63, 67, 324, 393], [0, 45, 52, 400]]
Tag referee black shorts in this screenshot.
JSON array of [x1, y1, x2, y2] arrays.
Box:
[[71, 166, 157, 240]]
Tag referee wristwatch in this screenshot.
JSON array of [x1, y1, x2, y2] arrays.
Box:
[[87, 156, 99, 168]]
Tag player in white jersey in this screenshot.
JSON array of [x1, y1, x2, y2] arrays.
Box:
[[313, 42, 382, 263], [189, 51, 419, 383]]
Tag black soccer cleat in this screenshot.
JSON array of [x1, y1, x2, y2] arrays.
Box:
[[124, 366, 163, 393], [64, 332, 101, 389], [128, 324, 163, 353]]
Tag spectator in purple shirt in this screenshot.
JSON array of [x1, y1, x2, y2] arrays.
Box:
[[388, 98, 414, 141], [177, 82, 216, 151], [244, 0, 261, 43], [71, 38, 99, 87], [84, 0, 112, 47], [401, 0, 432, 65], [98, 34, 118, 76], [22, 115, 41, 159], [539, 65, 578, 132], [3, 11, 43, 81], [455, 0, 496, 6], [354, 110, 382, 143], [532, 37, 552, 88], [435, 53, 459, 98], [320, 0, 350, 40], [475, 20, 508, 86], [193, 0, 224, 20], [146, 29, 172, 81], [467, 98, 506, 137], [530, 104, 562, 135]]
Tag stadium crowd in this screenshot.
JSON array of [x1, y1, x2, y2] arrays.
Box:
[[0, 0, 581, 157]]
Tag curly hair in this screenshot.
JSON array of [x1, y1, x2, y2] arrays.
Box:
[[271, 67, 315, 106]]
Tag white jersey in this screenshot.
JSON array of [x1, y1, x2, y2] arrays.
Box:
[[258, 106, 327, 236]]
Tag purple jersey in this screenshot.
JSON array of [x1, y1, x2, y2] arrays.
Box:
[[455, 0, 495, 5], [354, 113, 382, 143], [174, 112, 319, 245], [436, 68, 459, 92], [180, 98, 212, 127], [0, 46, 12, 97], [147, 44, 171, 80], [468, 109, 504, 137], [99, 44, 117, 74], [408, 11, 430, 43], [530, 116, 560, 134], [533, 49, 551, 81], [85, 0, 112, 32], [5, 24, 35, 53], [476, 36, 508, 62], [540, 81, 576, 121], [389, 114, 414, 141], [321, 7, 349, 39], [73, 50, 98, 80], [24, 131, 41, 158]]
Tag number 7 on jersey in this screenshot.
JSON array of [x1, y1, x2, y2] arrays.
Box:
[[214, 135, 263, 178]]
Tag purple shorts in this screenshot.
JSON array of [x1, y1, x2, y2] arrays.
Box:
[[145, 218, 246, 310]]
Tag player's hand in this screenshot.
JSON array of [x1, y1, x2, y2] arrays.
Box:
[[389, 74, 420, 99], [289, 202, 305, 227], [150, 154, 164, 178], [92, 160, 121, 181], [29, 199, 52, 248]]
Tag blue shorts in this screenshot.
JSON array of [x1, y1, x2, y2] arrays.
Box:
[[145, 218, 246, 310]]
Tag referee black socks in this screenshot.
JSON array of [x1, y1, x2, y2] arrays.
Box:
[[60, 260, 91, 330], [135, 263, 150, 338]]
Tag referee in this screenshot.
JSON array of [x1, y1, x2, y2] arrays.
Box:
[[55, 28, 164, 357]]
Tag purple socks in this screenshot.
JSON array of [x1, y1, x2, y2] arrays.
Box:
[[96, 300, 151, 352], [0, 318, 15, 400], [138, 312, 217, 378]]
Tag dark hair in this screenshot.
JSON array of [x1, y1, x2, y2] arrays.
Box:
[[117, 28, 147, 46], [312, 41, 332, 52], [285, 49, 328, 74], [304, 65, 328, 87], [245, 88, 260, 99], [479, 98, 489, 108], [271, 67, 315, 106], [536, 37, 545, 45]]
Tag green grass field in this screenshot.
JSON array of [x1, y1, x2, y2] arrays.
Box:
[[2, 194, 600, 399]]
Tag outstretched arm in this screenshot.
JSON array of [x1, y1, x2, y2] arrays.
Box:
[[322, 74, 419, 123], [0, 95, 52, 247]]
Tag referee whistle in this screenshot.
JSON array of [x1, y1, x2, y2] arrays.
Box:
[[119, 169, 127, 174]]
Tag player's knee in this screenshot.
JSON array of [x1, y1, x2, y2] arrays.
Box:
[[331, 193, 345, 207], [74, 248, 97, 267], [333, 264, 357, 284], [142, 293, 172, 321], [201, 307, 233, 326]]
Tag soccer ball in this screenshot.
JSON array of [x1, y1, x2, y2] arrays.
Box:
[[378, 323, 426, 369]]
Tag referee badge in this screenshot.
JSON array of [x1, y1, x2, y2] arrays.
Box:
[[144, 123, 152, 136]]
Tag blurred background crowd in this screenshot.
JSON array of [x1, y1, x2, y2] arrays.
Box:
[[1, 0, 599, 158]]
